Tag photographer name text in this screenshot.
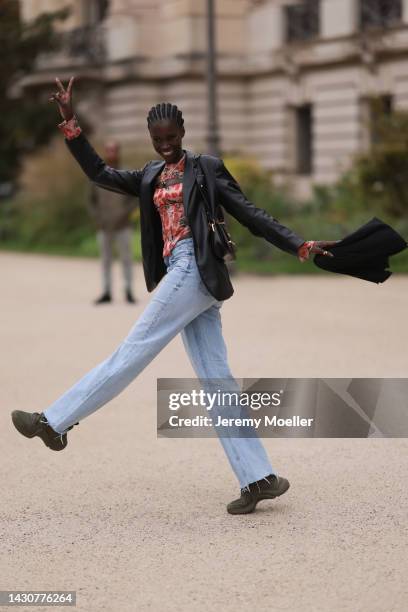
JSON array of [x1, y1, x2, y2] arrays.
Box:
[[168, 415, 314, 429]]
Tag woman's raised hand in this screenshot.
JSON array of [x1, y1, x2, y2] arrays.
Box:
[[298, 240, 340, 263], [49, 76, 75, 121]]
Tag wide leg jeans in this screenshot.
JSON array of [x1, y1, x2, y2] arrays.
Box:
[[43, 237, 276, 488]]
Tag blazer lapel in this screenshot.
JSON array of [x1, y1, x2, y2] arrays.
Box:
[[142, 159, 165, 201]]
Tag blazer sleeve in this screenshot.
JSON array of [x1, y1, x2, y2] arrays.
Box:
[[64, 132, 149, 198], [214, 159, 305, 256]]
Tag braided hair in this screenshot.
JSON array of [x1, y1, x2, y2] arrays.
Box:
[[147, 103, 184, 130]]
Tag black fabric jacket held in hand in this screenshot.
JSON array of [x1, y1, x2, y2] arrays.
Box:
[[64, 133, 305, 300], [313, 217, 407, 284]]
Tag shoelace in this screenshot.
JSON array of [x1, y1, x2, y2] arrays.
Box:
[[241, 474, 277, 495], [40, 416, 78, 444]]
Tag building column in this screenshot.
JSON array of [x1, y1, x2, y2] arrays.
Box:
[[248, 0, 284, 54], [104, 14, 139, 62], [321, 0, 357, 38]]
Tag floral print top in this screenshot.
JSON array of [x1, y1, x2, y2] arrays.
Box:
[[152, 153, 192, 257]]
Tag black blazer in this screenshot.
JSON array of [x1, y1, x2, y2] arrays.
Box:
[[65, 133, 306, 300]]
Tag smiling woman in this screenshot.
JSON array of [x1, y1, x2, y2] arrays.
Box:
[[11, 76, 339, 516]]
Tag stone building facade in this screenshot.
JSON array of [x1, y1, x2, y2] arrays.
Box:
[[19, 0, 408, 196]]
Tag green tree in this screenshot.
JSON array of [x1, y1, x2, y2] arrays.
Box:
[[0, 0, 69, 187], [355, 100, 408, 218]]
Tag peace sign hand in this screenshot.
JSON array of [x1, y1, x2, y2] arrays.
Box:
[[298, 240, 340, 263], [49, 76, 75, 121]]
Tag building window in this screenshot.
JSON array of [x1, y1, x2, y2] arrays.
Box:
[[82, 0, 110, 26], [369, 95, 393, 145], [285, 1, 320, 43], [66, 1, 109, 62], [360, 0, 402, 31], [296, 104, 313, 175]]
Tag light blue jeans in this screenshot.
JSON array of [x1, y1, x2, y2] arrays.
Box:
[[43, 237, 276, 489]]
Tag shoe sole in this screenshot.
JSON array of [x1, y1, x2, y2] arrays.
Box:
[[227, 500, 258, 515], [227, 479, 290, 515], [11, 411, 67, 451]]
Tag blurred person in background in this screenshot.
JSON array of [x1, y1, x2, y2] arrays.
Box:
[[89, 141, 137, 305]]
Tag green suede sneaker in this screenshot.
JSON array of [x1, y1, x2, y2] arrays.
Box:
[[227, 474, 290, 515], [11, 410, 78, 451]]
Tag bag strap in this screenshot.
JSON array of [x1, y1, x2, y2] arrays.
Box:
[[193, 154, 216, 231]]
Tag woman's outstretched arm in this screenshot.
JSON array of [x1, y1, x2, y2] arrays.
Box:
[[215, 159, 338, 261], [49, 76, 148, 197]]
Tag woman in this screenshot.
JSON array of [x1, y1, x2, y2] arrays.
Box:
[[12, 77, 337, 515]]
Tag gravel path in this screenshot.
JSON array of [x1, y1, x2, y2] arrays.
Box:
[[1, 252, 407, 612]]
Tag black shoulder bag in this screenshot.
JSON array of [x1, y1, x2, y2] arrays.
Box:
[[193, 154, 236, 262]]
